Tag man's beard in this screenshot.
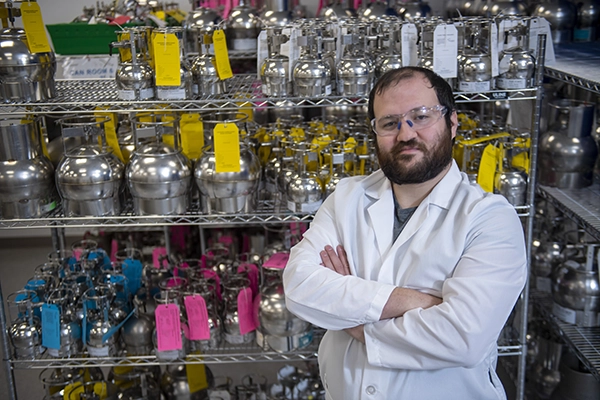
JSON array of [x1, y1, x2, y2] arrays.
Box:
[[376, 127, 453, 185]]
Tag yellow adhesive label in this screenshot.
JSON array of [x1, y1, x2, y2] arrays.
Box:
[[181, 113, 204, 160], [186, 363, 209, 393], [214, 123, 241, 173], [95, 111, 125, 163], [152, 32, 181, 86], [290, 127, 305, 140], [477, 144, 499, 193], [213, 30, 233, 80], [21, 2, 51, 53]]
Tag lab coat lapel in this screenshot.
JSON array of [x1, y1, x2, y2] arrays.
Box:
[[365, 175, 395, 256]]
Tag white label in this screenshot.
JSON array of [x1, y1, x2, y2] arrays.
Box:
[[490, 23, 499, 77], [332, 153, 344, 164], [156, 349, 181, 361], [232, 38, 256, 51], [223, 332, 247, 344], [552, 302, 577, 324], [535, 276, 552, 293], [497, 77, 527, 90], [192, 83, 199, 96], [528, 17, 555, 66], [288, 28, 300, 85], [59, 55, 118, 79], [140, 87, 154, 100], [287, 200, 297, 213], [118, 89, 136, 100], [433, 24, 458, 79], [458, 80, 491, 92], [324, 84, 332, 96], [401, 23, 418, 67], [300, 199, 323, 213], [157, 87, 187, 100], [87, 345, 110, 357], [48, 348, 60, 357]]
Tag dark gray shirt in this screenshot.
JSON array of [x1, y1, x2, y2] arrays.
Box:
[[392, 192, 417, 242]]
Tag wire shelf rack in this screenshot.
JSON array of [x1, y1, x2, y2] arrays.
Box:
[[0, 198, 530, 229], [537, 184, 600, 242], [9, 328, 523, 369], [531, 291, 600, 381], [0, 76, 538, 115]]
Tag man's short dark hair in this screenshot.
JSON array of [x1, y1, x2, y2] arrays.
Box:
[[367, 67, 456, 131]]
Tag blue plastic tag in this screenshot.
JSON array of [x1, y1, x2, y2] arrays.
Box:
[[41, 303, 61, 349], [122, 258, 143, 296]]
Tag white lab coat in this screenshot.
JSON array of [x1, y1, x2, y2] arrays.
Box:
[[283, 161, 527, 400]]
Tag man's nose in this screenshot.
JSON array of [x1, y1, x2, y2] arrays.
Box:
[[395, 118, 417, 142]]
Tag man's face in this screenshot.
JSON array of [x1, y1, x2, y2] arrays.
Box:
[[372, 75, 457, 185]]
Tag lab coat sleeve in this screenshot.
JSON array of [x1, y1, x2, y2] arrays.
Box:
[[283, 191, 397, 331], [363, 199, 527, 370]]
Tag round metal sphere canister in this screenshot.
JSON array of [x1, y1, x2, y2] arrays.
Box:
[[538, 99, 599, 189], [126, 113, 193, 215], [0, 117, 57, 219], [55, 116, 125, 217]]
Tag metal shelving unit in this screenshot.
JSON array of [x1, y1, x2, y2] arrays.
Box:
[[531, 41, 600, 381], [0, 74, 542, 399]]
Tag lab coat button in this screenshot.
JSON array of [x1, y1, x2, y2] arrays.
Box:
[[366, 385, 376, 395]]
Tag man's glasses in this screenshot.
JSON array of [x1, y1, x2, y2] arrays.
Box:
[[371, 105, 448, 137]]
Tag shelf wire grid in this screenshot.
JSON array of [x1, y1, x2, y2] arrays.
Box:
[[531, 291, 600, 381], [0, 76, 538, 115], [537, 183, 600, 242]]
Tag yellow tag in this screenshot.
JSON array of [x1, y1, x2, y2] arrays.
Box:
[[290, 127, 305, 140], [512, 152, 530, 174], [166, 9, 187, 23], [63, 382, 84, 400], [117, 31, 132, 63], [152, 10, 166, 20], [152, 32, 181, 86], [186, 364, 209, 393], [214, 123, 241, 173], [93, 382, 108, 399], [212, 30, 233, 80], [95, 111, 125, 163], [180, 113, 204, 160], [21, 2, 51, 53], [344, 137, 357, 173], [477, 144, 499, 193], [459, 132, 510, 146]]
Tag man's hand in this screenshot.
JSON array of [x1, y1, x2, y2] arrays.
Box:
[[345, 325, 365, 344], [320, 244, 351, 276]]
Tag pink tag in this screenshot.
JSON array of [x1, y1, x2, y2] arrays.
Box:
[[237, 287, 257, 335], [238, 263, 259, 297], [185, 295, 211, 340], [219, 235, 234, 247], [152, 247, 168, 269], [200, 269, 221, 300], [155, 304, 182, 351], [110, 240, 118, 263], [73, 249, 82, 261], [166, 277, 185, 288], [263, 252, 289, 269]]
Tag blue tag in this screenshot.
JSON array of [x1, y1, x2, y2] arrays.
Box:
[[42, 303, 61, 349], [122, 259, 143, 296]]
